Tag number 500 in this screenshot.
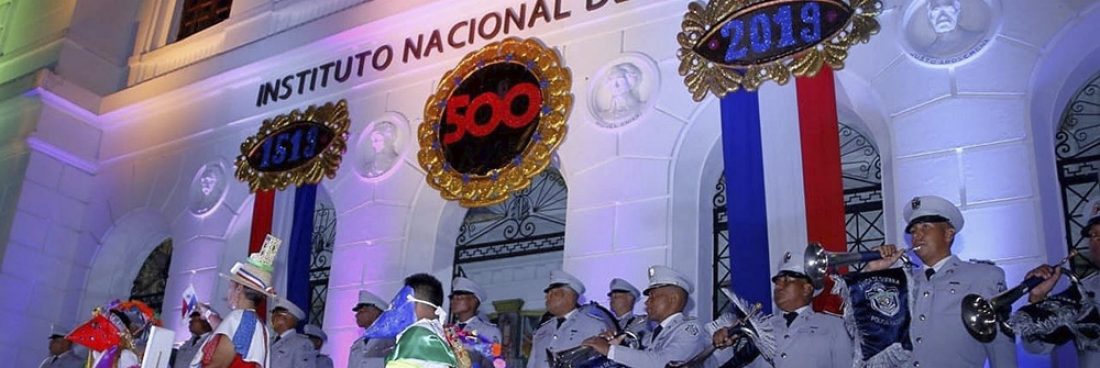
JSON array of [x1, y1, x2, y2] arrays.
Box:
[[443, 82, 542, 145]]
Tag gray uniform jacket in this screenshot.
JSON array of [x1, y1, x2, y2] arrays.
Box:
[[457, 315, 502, 367], [174, 332, 211, 368], [316, 353, 334, 368], [38, 350, 84, 368], [527, 308, 608, 368], [711, 307, 852, 368], [616, 312, 651, 336], [1020, 274, 1100, 368], [910, 256, 1016, 368], [347, 336, 395, 368], [270, 331, 317, 368], [608, 313, 707, 368], [458, 315, 502, 343]]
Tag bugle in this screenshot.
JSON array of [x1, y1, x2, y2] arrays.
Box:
[[961, 250, 1078, 343], [804, 242, 921, 288]]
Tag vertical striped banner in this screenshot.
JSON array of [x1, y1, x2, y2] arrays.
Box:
[[248, 189, 276, 320], [720, 89, 773, 314], [795, 68, 845, 313], [287, 184, 318, 326], [720, 67, 847, 314]]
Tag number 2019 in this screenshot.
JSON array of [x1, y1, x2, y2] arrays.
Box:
[[720, 3, 823, 62]]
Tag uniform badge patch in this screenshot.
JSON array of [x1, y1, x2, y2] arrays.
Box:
[[865, 282, 901, 317], [911, 197, 921, 210]]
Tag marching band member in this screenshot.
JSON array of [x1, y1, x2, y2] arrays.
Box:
[[711, 253, 852, 368], [448, 277, 501, 367], [303, 325, 334, 368], [869, 195, 1017, 367], [349, 290, 395, 368], [528, 270, 606, 368], [582, 266, 707, 368], [40, 325, 84, 368], [607, 278, 649, 335], [270, 300, 317, 368], [1012, 205, 1100, 367]]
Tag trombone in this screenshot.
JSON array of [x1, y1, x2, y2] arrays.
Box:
[[961, 250, 1079, 343]]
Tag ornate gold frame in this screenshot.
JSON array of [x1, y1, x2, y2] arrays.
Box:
[[418, 37, 571, 207], [678, 0, 881, 101], [235, 100, 350, 192]]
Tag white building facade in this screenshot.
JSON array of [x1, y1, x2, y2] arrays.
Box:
[[0, 0, 1097, 367]]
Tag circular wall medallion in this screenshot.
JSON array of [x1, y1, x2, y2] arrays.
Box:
[[189, 160, 228, 215], [418, 37, 571, 207], [900, 0, 1000, 66], [587, 54, 660, 129], [356, 112, 409, 180]]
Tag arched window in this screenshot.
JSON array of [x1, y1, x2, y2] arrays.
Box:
[[1055, 71, 1100, 279], [711, 122, 884, 317], [452, 167, 566, 367], [129, 239, 173, 315], [712, 175, 730, 318], [309, 201, 336, 326], [453, 168, 567, 277], [838, 123, 885, 271]]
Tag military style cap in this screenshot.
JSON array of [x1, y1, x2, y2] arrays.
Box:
[[48, 324, 71, 339], [272, 299, 306, 320], [643, 265, 693, 295], [353, 290, 390, 312], [607, 278, 640, 299], [451, 277, 487, 303], [303, 324, 327, 342], [773, 250, 823, 296], [903, 195, 964, 234], [544, 270, 586, 295]]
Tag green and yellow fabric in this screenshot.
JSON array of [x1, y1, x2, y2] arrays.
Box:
[[385, 322, 457, 368]]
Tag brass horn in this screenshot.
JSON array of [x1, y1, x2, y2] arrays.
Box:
[[961, 250, 1078, 343], [548, 331, 640, 368], [803, 242, 919, 289]]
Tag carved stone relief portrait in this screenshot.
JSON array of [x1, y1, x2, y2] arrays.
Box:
[[356, 113, 407, 180], [588, 54, 660, 129], [901, 0, 999, 65], [189, 160, 228, 215]]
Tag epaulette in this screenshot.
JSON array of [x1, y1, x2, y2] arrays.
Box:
[[969, 258, 996, 266]]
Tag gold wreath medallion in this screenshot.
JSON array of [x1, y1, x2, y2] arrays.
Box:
[[235, 100, 350, 192], [678, 0, 881, 101], [418, 37, 571, 207]]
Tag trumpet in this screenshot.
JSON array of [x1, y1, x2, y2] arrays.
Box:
[[803, 242, 922, 289], [961, 250, 1078, 343]]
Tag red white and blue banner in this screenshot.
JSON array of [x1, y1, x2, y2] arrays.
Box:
[[722, 68, 847, 313]]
